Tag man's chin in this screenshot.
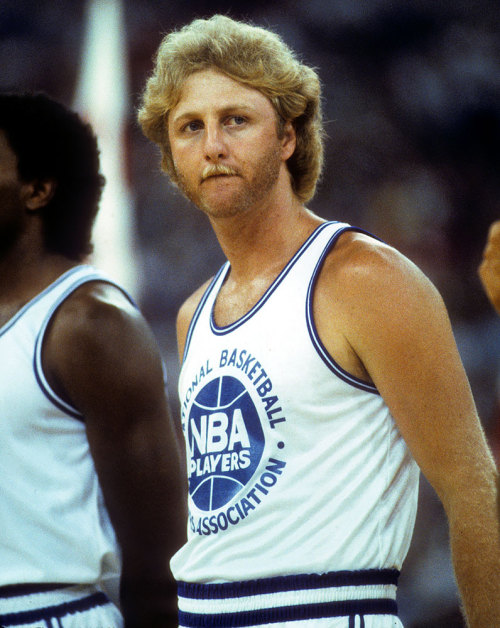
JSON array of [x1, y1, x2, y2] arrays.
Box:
[[200, 203, 245, 219], [199, 196, 251, 219], [197, 189, 249, 219]]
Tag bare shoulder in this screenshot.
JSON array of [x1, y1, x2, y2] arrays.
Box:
[[313, 230, 448, 383], [47, 281, 160, 362], [43, 281, 165, 414], [176, 277, 214, 360], [54, 281, 139, 333], [326, 230, 432, 286], [318, 230, 443, 316]]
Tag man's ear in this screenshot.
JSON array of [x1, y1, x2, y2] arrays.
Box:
[[281, 120, 296, 161], [24, 179, 57, 211]]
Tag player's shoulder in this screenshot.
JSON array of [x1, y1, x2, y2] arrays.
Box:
[[329, 230, 425, 281], [44, 278, 165, 396], [63, 277, 135, 317], [321, 229, 440, 308], [331, 229, 407, 273], [50, 279, 143, 351]]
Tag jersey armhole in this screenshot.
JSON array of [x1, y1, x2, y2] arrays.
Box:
[[33, 275, 138, 421], [305, 226, 380, 395]]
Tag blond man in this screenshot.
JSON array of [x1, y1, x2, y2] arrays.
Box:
[[139, 15, 500, 628]]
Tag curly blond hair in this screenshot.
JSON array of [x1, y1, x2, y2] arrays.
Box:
[[138, 15, 324, 203]]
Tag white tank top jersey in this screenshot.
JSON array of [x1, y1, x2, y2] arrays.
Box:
[[0, 265, 130, 589], [172, 221, 420, 627]]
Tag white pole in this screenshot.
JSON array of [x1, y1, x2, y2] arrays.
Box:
[[73, 0, 138, 297]]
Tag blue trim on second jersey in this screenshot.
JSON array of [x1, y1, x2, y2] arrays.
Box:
[[209, 222, 342, 336], [0, 266, 89, 338], [33, 356, 84, 420], [306, 226, 380, 395], [33, 267, 137, 422]]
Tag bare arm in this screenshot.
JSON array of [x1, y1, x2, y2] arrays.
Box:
[[479, 220, 500, 315], [315, 233, 500, 627], [43, 282, 187, 628]]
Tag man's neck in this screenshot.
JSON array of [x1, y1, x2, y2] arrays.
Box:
[[208, 197, 323, 284]]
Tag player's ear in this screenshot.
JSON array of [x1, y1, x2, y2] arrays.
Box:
[[280, 120, 296, 161], [24, 178, 57, 211]]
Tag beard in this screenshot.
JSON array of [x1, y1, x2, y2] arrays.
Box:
[[174, 142, 283, 219]]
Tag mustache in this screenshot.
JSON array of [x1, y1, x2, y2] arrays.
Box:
[[201, 164, 239, 181]]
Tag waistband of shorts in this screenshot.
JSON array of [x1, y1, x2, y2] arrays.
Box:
[[0, 584, 110, 625], [177, 569, 399, 627], [0, 583, 76, 598]]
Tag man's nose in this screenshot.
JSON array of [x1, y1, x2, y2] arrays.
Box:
[[203, 123, 228, 162]]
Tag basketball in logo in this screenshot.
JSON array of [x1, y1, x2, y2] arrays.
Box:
[[188, 375, 265, 511]]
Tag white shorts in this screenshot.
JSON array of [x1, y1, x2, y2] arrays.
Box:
[[177, 569, 403, 627], [0, 583, 123, 628]]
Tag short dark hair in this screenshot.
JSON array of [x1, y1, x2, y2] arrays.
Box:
[[0, 92, 105, 260]]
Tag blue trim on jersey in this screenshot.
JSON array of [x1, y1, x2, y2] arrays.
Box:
[[33, 358, 84, 420], [33, 279, 99, 420], [32, 266, 137, 422], [209, 222, 340, 336], [183, 263, 229, 362], [0, 591, 109, 626], [179, 599, 398, 627], [0, 266, 90, 338], [178, 568, 399, 598], [306, 226, 381, 395]]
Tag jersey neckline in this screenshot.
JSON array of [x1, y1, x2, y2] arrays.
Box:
[[209, 221, 342, 335]]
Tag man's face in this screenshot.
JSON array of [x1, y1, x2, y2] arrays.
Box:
[[0, 130, 28, 254], [167, 68, 295, 219]]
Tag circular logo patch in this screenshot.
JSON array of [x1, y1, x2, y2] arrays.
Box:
[[188, 375, 265, 511]]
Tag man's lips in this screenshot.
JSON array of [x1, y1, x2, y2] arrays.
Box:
[[201, 165, 239, 181]]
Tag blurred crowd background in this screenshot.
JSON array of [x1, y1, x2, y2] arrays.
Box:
[[2, 1, 499, 625]]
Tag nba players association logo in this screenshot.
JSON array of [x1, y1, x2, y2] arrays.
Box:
[[188, 375, 265, 511]]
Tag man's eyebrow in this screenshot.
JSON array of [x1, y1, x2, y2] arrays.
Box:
[[171, 104, 256, 125]]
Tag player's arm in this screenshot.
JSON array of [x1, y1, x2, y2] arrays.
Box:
[[43, 282, 187, 628], [479, 220, 500, 315], [315, 233, 500, 627], [176, 279, 213, 362]]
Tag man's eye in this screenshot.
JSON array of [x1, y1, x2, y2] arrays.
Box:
[[184, 121, 202, 132], [227, 115, 246, 126]]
